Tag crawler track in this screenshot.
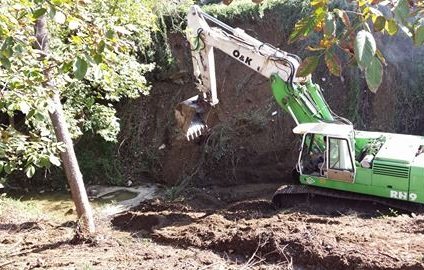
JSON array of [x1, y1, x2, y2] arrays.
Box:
[[272, 184, 424, 213]]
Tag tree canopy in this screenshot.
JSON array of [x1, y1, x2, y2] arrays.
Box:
[[0, 0, 157, 179]]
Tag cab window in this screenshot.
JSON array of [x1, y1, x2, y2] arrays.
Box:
[[328, 137, 353, 171], [300, 133, 325, 175]]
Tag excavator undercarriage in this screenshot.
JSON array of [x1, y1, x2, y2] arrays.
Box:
[[272, 184, 424, 213]]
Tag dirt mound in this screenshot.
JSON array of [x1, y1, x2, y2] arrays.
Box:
[[131, 199, 192, 213], [0, 221, 46, 232], [112, 211, 194, 233], [403, 217, 424, 234], [223, 200, 276, 221], [0, 214, 242, 270], [112, 186, 424, 269]]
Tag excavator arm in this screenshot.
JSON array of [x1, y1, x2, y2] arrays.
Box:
[[176, 5, 340, 140]]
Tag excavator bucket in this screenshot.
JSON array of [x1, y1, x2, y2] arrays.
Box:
[[175, 95, 212, 140]]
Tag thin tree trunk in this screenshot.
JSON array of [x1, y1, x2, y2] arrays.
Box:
[[35, 15, 95, 234]]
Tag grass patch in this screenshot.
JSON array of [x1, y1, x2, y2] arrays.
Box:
[[0, 194, 47, 223]]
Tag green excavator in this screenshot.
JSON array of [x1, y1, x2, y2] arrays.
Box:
[[175, 5, 424, 209]]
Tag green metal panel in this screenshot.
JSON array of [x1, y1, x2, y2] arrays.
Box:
[[371, 174, 409, 191], [271, 75, 315, 124], [300, 174, 390, 198], [371, 161, 409, 190], [354, 167, 372, 185], [270, 75, 334, 124], [300, 169, 424, 203], [409, 155, 424, 203], [305, 81, 333, 120]]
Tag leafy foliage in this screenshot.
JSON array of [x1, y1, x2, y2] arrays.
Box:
[[287, 0, 424, 91], [0, 0, 156, 178], [237, 0, 423, 91]]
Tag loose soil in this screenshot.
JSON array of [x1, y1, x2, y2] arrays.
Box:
[[3, 184, 424, 269], [110, 185, 424, 269]]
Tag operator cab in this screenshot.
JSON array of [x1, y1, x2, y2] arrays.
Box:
[[294, 123, 356, 183]]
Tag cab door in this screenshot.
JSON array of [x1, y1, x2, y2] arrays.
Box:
[[326, 137, 355, 183], [297, 133, 326, 176]]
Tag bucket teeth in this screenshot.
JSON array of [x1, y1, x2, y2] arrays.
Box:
[[186, 121, 208, 141], [175, 95, 212, 141]]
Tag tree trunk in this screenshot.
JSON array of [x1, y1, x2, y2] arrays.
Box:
[[35, 16, 95, 234]]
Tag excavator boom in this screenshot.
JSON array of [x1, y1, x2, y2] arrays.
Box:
[[176, 5, 313, 140]]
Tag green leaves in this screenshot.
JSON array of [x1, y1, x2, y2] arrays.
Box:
[[297, 56, 320, 77], [373, 16, 385, 32], [97, 40, 106, 54], [385, 19, 398, 35], [4, 163, 12, 174], [354, 30, 376, 69], [287, 0, 424, 93], [324, 12, 335, 37], [0, 0, 156, 180], [325, 49, 341, 77], [1, 36, 14, 69], [25, 165, 35, 178], [365, 57, 383, 93], [0, 57, 11, 69], [33, 8, 47, 19], [289, 16, 316, 43], [354, 30, 383, 91], [49, 155, 61, 166], [393, 0, 409, 22], [414, 25, 424, 46], [0, 124, 65, 178], [334, 9, 350, 28], [310, 0, 329, 8], [73, 57, 88, 80]]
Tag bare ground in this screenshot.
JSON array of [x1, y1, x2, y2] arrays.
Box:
[[2, 184, 424, 269]]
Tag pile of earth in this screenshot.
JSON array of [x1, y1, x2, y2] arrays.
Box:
[[111, 184, 424, 269]]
